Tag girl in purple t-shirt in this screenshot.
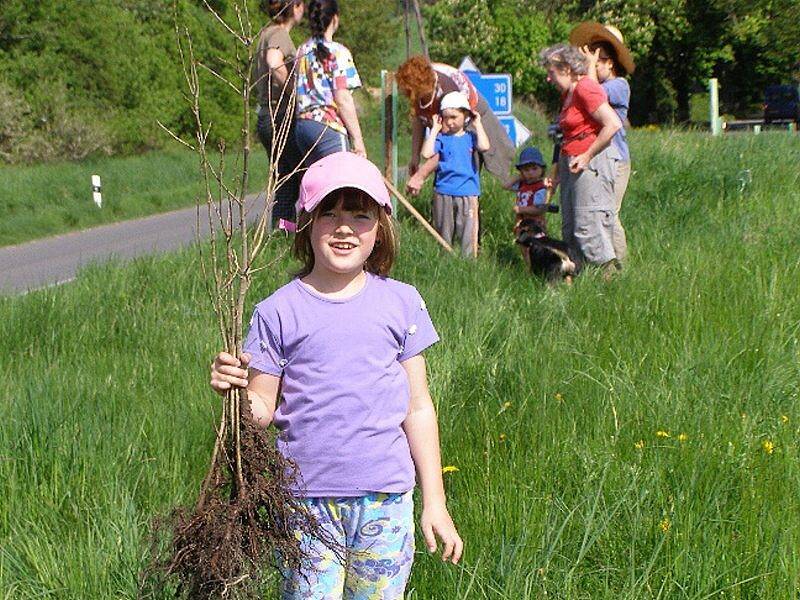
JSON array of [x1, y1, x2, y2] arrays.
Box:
[[210, 152, 462, 598]]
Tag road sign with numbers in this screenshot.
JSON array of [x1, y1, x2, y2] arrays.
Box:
[[465, 72, 512, 115], [498, 116, 532, 147]]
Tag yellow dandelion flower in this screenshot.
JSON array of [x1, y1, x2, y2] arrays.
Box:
[[499, 433, 507, 442], [677, 433, 688, 442], [503, 401, 512, 409], [762, 440, 775, 455], [781, 415, 789, 424], [634, 440, 645, 450], [441, 465, 459, 474], [659, 517, 671, 533], [656, 430, 671, 438], [555, 393, 563, 402]]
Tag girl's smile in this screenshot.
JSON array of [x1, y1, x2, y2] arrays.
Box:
[[310, 201, 379, 278]]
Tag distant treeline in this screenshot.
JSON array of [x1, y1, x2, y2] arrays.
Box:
[[0, 0, 398, 164], [426, 0, 800, 125], [1, 0, 798, 163]]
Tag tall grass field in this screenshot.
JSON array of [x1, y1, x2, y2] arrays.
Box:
[[1, 129, 800, 598]]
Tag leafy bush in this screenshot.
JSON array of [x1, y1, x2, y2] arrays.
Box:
[[0, 79, 111, 163], [424, 0, 568, 108], [0, 1, 273, 162]]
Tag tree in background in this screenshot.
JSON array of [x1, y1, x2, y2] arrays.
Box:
[[0, 0, 400, 164], [585, 0, 800, 123], [424, 0, 568, 105], [335, 0, 402, 86], [710, 0, 800, 113], [424, 0, 800, 124]]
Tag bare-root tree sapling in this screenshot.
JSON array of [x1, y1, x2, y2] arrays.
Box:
[[144, 2, 337, 598]]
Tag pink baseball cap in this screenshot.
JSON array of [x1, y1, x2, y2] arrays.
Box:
[[296, 152, 393, 216]]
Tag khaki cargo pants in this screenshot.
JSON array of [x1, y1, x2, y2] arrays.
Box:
[[558, 145, 621, 265]]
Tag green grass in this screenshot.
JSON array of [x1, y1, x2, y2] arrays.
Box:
[[2, 129, 800, 598], [0, 92, 399, 248], [0, 148, 271, 247]]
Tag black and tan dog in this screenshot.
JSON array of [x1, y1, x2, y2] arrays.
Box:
[[515, 219, 580, 283]]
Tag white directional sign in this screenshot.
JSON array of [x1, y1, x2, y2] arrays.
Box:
[[498, 116, 531, 148]]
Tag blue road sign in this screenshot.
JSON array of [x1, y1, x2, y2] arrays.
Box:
[[465, 72, 512, 115], [498, 115, 532, 148]]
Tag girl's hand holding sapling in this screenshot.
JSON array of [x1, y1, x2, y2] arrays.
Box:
[[210, 352, 250, 394]]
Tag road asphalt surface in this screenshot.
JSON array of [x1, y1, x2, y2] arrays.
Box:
[[0, 193, 267, 295]]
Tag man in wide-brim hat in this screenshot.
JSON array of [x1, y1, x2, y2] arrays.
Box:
[[567, 22, 634, 264]]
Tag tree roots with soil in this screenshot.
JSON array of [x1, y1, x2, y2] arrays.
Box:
[[152, 393, 334, 599]]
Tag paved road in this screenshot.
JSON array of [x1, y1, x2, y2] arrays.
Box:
[[0, 193, 267, 295]]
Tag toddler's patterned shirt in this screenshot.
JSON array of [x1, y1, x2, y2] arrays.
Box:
[[514, 179, 548, 231]]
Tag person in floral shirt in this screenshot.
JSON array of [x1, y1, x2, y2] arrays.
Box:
[[294, 0, 366, 163]]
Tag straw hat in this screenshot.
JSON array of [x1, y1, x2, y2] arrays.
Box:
[[569, 22, 635, 75]]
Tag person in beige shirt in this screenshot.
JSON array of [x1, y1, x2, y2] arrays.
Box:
[[254, 0, 304, 227]]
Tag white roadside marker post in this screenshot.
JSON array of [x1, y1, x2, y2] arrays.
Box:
[[709, 78, 721, 136], [92, 175, 102, 208]]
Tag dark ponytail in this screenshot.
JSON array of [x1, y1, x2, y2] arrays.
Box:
[[307, 0, 338, 62]]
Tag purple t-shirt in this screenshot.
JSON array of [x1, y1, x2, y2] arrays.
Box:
[[243, 273, 439, 497]]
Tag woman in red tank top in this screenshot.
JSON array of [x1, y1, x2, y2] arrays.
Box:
[[540, 43, 623, 274]]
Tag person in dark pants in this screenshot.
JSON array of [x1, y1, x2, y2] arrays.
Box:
[[254, 0, 305, 228]]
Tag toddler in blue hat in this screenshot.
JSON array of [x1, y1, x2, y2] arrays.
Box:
[[504, 146, 554, 266]]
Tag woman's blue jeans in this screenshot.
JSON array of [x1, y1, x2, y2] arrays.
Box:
[[295, 118, 350, 165]]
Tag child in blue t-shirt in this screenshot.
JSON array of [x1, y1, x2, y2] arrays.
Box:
[[420, 91, 490, 258]]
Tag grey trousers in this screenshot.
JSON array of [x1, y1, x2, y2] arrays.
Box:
[[432, 193, 480, 258], [612, 161, 631, 262], [559, 145, 620, 265]]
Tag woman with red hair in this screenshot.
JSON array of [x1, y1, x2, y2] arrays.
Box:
[[397, 55, 515, 195]]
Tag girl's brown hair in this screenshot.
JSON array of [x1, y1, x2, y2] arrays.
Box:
[[396, 55, 436, 114], [262, 0, 301, 24], [292, 188, 397, 278]]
